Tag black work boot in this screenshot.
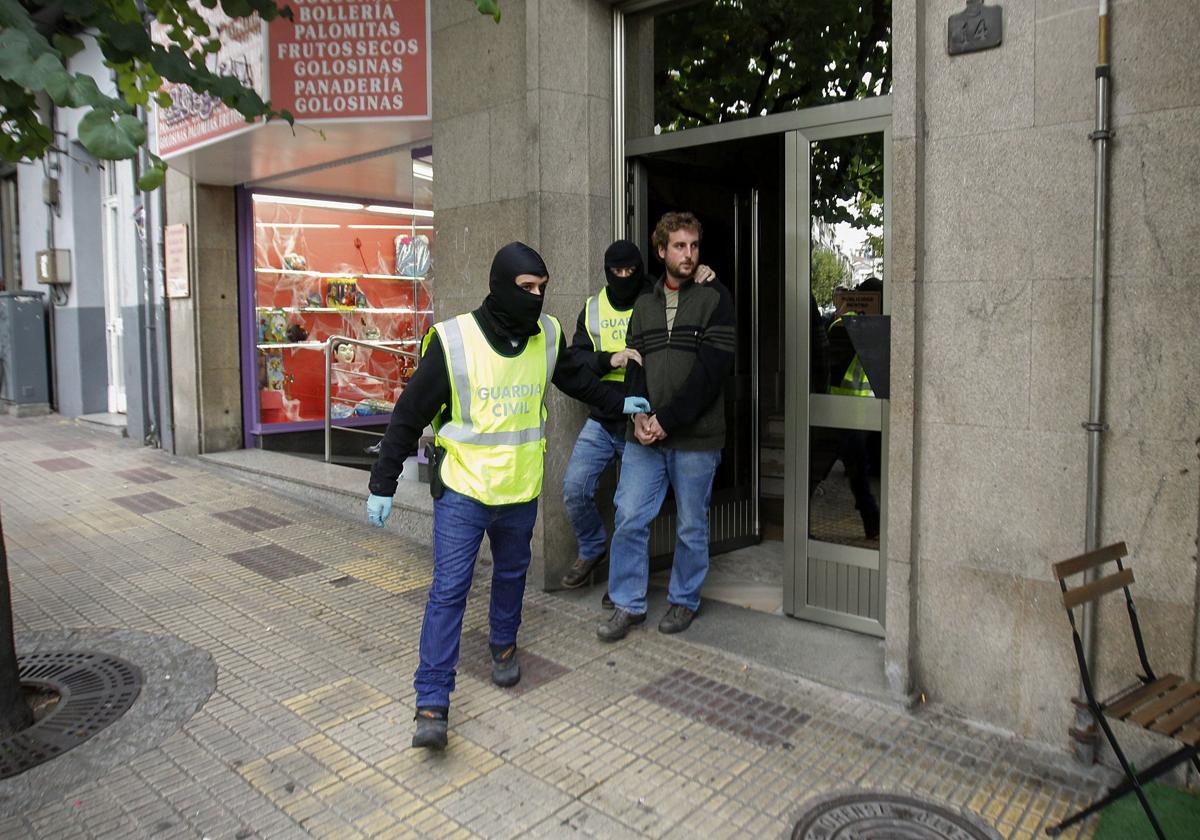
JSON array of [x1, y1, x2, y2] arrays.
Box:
[[658, 603, 697, 635], [490, 642, 521, 688], [412, 707, 448, 750], [601, 591, 613, 609], [596, 608, 646, 642], [561, 554, 605, 589]]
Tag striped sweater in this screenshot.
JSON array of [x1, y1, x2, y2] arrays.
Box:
[[624, 277, 736, 450]]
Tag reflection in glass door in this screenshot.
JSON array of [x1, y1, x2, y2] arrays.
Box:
[[785, 127, 889, 636]]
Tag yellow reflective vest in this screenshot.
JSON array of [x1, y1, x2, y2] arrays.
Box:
[[585, 288, 633, 383], [428, 312, 561, 505], [827, 311, 874, 398]]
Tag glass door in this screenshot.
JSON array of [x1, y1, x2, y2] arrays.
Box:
[[784, 125, 890, 636], [101, 164, 126, 414]]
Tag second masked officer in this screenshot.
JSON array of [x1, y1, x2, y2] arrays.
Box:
[[559, 240, 715, 591], [366, 242, 650, 750]]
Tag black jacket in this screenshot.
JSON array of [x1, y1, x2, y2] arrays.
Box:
[[624, 277, 735, 450], [368, 311, 624, 497]]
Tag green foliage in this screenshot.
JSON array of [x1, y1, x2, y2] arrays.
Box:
[[474, 0, 501, 22], [810, 245, 849, 307], [0, 0, 295, 189], [652, 0, 890, 231]]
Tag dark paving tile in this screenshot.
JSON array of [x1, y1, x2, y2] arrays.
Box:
[[115, 467, 175, 485], [34, 457, 91, 472], [458, 630, 570, 696], [227, 545, 322, 582], [636, 668, 810, 748], [328, 575, 358, 588], [112, 492, 183, 515], [212, 507, 292, 533]]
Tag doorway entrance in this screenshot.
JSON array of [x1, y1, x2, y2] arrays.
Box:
[[624, 110, 891, 637], [101, 162, 127, 415]]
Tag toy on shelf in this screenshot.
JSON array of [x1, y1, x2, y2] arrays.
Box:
[[283, 252, 307, 273], [257, 307, 288, 343], [334, 340, 356, 365], [285, 323, 308, 343], [326, 276, 359, 309], [395, 234, 431, 278], [265, 353, 285, 391], [354, 398, 394, 416]]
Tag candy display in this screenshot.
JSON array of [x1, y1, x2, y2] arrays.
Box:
[[249, 193, 434, 431]]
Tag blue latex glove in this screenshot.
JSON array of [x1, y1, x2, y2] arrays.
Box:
[[623, 396, 652, 415], [366, 494, 393, 528]]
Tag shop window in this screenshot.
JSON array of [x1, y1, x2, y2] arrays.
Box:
[[246, 190, 433, 431], [625, 0, 892, 139]]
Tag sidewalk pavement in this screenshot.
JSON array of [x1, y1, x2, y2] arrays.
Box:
[[0, 414, 1108, 839]]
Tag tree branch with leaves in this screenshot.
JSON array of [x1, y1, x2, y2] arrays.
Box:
[[0, 0, 307, 188]]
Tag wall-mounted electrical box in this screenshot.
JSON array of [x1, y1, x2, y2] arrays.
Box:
[[35, 249, 72, 285]]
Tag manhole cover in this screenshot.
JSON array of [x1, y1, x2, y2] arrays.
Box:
[[793, 791, 1001, 840], [0, 651, 142, 780]]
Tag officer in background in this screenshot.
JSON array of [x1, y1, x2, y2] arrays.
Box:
[[825, 276, 882, 539], [366, 242, 650, 750], [559, 240, 716, 592]]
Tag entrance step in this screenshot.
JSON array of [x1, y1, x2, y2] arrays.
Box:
[[765, 414, 786, 439], [76, 413, 128, 437], [199, 448, 433, 547]]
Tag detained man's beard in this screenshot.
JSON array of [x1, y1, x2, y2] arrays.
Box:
[[667, 259, 695, 282]]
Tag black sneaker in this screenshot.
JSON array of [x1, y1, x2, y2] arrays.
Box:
[[596, 608, 646, 642], [561, 555, 604, 589], [601, 591, 613, 610], [490, 643, 521, 688], [412, 707, 448, 750], [658, 603, 697, 635]]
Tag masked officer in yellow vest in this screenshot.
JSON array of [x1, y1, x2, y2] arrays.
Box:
[[366, 242, 650, 750], [559, 241, 718, 592]]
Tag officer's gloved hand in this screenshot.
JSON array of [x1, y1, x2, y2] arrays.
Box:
[[623, 397, 652, 415], [366, 494, 393, 528]]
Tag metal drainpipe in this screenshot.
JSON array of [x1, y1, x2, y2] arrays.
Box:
[[1074, 0, 1113, 765], [134, 106, 160, 447]]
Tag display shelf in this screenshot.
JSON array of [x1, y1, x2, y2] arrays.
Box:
[[256, 339, 420, 350], [254, 305, 432, 315], [257, 414, 390, 435], [255, 266, 426, 282]]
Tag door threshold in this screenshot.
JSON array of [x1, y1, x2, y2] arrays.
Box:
[[554, 582, 898, 706]]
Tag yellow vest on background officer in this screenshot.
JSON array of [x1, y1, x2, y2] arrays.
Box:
[[586, 287, 633, 384], [827, 310, 874, 397], [365, 241, 649, 751]]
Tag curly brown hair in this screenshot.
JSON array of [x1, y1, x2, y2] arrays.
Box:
[[651, 211, 703, 252]]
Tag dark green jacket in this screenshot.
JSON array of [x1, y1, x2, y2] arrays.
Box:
[[624, 277, 735, 450]]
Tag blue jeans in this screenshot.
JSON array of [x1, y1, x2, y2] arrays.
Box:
[[414, 488, 538, 708], [562, 418, 626, 561], [607, 443, 721, 614]]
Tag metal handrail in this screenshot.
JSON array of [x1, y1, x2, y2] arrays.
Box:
[[324, 335, 419, 463]]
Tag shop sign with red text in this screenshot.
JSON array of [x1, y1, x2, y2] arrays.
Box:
[[268, 0, 430, 121], [153, 12, 267, 158]]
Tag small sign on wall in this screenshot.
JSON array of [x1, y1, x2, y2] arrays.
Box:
[[948, 0, 1003, 55], [165, 224, 190, 299]]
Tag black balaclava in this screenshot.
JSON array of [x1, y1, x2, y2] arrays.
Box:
[[477, 242, 548, 340], [603, 240, 646, 309]]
